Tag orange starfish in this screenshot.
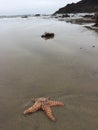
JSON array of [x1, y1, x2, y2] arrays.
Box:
[[23, 97, 64, 121]]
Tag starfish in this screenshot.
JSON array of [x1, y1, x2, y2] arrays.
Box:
[[23, 97, 64, 121]]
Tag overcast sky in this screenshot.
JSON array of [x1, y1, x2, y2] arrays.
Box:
[[0, 0, 79, 15]]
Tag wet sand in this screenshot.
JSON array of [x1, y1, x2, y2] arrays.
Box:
[[0, 17, 98, 130]]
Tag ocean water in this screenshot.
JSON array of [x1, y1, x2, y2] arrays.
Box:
[[0, 17, 98, 130]]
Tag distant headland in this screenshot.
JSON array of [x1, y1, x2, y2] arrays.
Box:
[[54, 0, 98, 14]]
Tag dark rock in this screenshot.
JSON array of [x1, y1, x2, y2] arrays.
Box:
[[54, 0, 98, 14], [35, 14, 40, 16], [83, 15, 94, 18], [21, 15, 28, 18], [62, 14, 70, 18], [41, 32, 55, 40], [93, 14, 98, 27]]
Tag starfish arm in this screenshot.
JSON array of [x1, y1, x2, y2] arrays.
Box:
[[23, 102, 41, 114], [42, 105, 55, 121], [48, 100, 64, 107]]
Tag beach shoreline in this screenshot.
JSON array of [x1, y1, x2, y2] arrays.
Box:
[[0, 16, 98, 130]]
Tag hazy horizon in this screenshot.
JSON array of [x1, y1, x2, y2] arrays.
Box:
[[0, 0, 79, 16]]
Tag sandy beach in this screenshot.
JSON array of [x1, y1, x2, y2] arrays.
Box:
[[0, 16, 98, 130]]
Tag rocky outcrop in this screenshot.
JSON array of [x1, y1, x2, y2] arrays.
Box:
[[93, 14, 98, 27], [54, 0, 98, 14], [96, 16, 98, 26]]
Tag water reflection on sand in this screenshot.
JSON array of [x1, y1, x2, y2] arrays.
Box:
[[0, 17, 98, 130]]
